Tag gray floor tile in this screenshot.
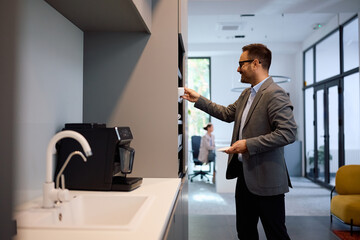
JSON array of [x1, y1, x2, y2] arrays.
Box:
[[188, 177, 347, 239], [189, 215, 343, 240]]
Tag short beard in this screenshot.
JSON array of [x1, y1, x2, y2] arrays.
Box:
[[240, 76, 249, 84]]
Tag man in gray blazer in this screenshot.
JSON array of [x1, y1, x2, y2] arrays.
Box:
[[183, 43, 297, 240]]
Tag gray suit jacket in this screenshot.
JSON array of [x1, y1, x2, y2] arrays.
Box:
[[194, 77, 297, 196]]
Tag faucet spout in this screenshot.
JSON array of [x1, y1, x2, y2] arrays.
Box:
[[46, 130, 92, 183], [56, 151, 87, 189], [43, 130, 92, 208]]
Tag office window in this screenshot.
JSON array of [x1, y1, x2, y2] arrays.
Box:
[[316, 30, 340, 82], [316, 89, 325, 182], [304, 48, 314, 85], [188, 58, 211, 138], [344, 72, 360, 165], [303, 15, 359, 187], [305, 88, 315, 175], [343, 18, 359, 72], [328, 85, 339, 185]]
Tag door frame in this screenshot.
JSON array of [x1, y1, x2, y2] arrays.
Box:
[[313, 78, 342, 186]]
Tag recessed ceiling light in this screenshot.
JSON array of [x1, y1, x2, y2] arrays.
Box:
[[217, 22, 245, 31], [240, 14, 255, 17], [222, 25, 239, 31]]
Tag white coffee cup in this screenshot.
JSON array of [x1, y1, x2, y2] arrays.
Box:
[[178, 87, 185, 98]]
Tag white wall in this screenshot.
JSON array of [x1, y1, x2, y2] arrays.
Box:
[[14, 0, 83, 205]]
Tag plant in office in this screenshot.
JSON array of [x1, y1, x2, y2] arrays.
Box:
[[308, 145, 333, 176]]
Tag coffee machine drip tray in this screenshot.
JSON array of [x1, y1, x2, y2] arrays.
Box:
[[111, 176, 143, 191]]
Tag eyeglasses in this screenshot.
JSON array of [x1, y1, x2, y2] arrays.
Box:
[[238, 59, 261, 68], [238, 60, 254, 68]]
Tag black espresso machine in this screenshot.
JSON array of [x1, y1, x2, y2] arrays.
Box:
[[54, 123, 142, 191]]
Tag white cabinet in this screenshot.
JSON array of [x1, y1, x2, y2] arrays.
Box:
[[164, 178, 188, 240]]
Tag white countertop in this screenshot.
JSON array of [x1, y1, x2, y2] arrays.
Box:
[[14, 178, 181, 240]]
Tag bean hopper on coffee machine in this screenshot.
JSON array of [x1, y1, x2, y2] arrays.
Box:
[[55, 124, 142, 191]]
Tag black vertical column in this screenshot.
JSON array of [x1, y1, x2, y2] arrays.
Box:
[[0, 0, 18, 239]]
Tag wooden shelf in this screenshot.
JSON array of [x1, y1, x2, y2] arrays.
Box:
[[44, 0, 151, 33]]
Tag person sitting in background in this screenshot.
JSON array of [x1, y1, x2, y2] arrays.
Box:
[[198, 123, 216, 182], [198, 123, 215, 163]]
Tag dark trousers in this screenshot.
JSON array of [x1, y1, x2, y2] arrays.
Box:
[[235, 162, 290, 240]]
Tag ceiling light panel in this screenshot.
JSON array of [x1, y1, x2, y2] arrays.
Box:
[[216, 22, 246, 31]]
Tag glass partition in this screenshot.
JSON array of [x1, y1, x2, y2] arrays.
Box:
[[344, 72, 360, 165], [305, 88, 315, 177], [303, 15, 359, 187], [328, 85, 339, 185], [305, 48, 314, 85], [316, 89, 325, 181], [343, 18, 359, 72], [316, 31, 340, 82]]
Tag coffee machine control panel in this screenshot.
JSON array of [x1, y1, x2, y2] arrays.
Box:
[[115, 127, 133, 144]]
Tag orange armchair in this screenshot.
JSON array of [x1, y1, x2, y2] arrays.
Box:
[[330, 164, 360, 235]]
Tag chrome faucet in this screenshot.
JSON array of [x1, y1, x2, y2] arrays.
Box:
[[43, 130, 92, 208]]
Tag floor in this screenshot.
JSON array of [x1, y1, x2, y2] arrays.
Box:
[[188, 176, 356, 240]]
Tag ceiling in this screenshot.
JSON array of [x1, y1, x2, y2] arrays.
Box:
[[188, 0, 360, 45]]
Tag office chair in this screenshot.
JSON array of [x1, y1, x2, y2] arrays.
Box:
[[188, 135, 214, 182]]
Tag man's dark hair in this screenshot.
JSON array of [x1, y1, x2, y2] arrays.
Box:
[[242, 43, 272, 71]]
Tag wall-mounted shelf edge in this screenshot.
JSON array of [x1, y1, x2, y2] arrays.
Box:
[[44, 0, 151, 33]]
